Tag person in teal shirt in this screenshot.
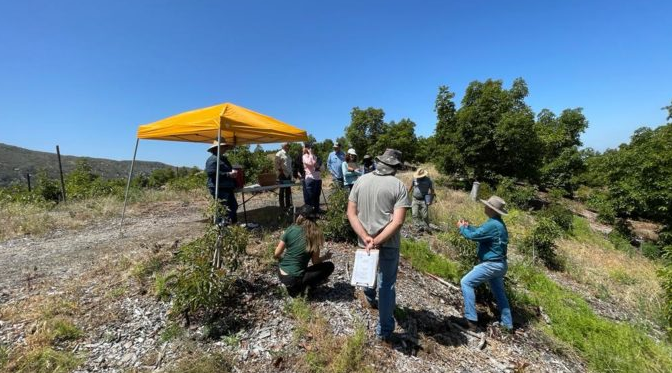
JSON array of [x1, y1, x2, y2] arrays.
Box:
[[274, 205, 334, 297], [456, 196, 513, 331], [341, 148, 362, 192]]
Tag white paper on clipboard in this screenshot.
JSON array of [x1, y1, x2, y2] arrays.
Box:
[[350, 249, 379, 287]]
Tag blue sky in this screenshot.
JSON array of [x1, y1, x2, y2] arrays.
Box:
[[1, 0, 671, 167]]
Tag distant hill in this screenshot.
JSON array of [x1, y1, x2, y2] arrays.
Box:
[[0, 143, 174, 186]]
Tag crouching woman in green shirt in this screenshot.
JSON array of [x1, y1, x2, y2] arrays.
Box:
[[274, 205, 334, 297]]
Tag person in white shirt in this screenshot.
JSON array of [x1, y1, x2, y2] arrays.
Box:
[[275, 142, 293, 209]]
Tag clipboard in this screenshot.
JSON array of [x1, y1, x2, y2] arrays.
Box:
[[350, 249, 379, 287]]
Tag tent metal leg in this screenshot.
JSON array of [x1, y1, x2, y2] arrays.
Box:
[[120, 139, 139, 236], [242, 191, 248, 226]]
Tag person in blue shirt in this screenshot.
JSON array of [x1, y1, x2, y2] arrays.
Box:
[[327, 142, 345, 188], [456, 196, 513, 331]]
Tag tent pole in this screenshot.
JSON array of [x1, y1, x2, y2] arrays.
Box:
[[214, 131, 222, 225], [120, 138, 140, 236]]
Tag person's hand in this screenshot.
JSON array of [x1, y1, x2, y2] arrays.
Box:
[[363, 236, 374, 255], [323, 250, 333, 260], [230, 169, 238, 176], [457, 219, 469, 228]]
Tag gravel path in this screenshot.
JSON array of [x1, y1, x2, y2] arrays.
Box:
[[0, 200, 206, 291]]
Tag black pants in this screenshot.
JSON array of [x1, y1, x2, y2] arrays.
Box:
[[305, 178, 322, 211], [209, 188, 238, 224], [279, 262, 335, 297], [278, 175, 292, 209]]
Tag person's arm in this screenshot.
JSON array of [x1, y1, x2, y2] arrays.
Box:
[[372, 207, 406, 248], [347, 201, 374, 252], [274, 241, 286, 259], [205, 157, 216, 178], [275, 154, 284, 177], [311, 248, 333, 264], [459, 221, 498, 242]]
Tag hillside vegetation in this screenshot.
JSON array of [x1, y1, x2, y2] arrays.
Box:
[[0, 142, 173, 186]]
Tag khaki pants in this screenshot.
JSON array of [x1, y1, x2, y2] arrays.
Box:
[[411, 198, 429, 228]]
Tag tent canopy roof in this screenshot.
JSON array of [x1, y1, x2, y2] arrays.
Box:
[[137, 102, 308, 145]]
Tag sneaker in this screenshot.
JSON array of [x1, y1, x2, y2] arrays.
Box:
[[356, 290, 378, 310]]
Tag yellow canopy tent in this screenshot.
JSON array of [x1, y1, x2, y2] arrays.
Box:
[[121, 103, 308, 232], [136, 102, 308, 145]]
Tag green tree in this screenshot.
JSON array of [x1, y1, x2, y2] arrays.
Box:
[[433, 78, 541, 181], [535, 107, 588, 192], [589, 124, 672, 226], [345, 107, 386, 157], [415, 136, 436, 164], [370, 118, 418, 162], [433, 86, 461, 174]]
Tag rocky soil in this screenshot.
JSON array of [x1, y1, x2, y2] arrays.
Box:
[[0, 198, 586, 372]]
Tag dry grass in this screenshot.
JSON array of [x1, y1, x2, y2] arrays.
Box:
[[285, 297, 373, 373], [0, 188, 209, 241], [558, 218, 666, 327]]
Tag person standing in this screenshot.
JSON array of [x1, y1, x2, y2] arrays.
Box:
[[327, 142, 345, 188], [275, 142, 293, 209], [362, 154, 376, 174], [347, 148, 410, 345], [302, 143, 322, 211], [341, 148, 362, 192], [205, 140, 238, 224], [274, 205, 334, 297], [408, 168, 435, 232], [456, 196, 513, 331]]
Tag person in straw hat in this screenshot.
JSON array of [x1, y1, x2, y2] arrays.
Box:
[[408, 167, 435, 232], [347, 148, 411, 346], [205, 140, 239, 224], [454, 196, 513, 331]]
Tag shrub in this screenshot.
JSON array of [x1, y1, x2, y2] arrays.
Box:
[[607, 231, 635, 255], [321, 188, 357, 243], [495, 177, 537, 210], [519, 217, 564, 270], [169, 226, 248, 323], [167, 172, 206, 192], [641, 242, 662, 260], [586, 191, 617, 224], [148, 168, 176, 188], [536, 203, 573, 233], [658, 246, 672, 338]]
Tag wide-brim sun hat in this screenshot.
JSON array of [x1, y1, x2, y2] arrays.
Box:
[[363, 154, 372, 160], [207, 140, 229, 152], [480, 196, 508, 216], [414, 168, 429, 179], [347, 148, 357, 156], [375, 148, 402, 166]]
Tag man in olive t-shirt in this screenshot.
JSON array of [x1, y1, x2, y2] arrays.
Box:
[[347, 148, 410, 343]]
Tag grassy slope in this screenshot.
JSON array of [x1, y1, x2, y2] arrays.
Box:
[[396, 169, 672, 372]]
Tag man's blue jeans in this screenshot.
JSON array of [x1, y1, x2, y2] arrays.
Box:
[[363, 247, 399, 338], [460, 261, 513, 329]]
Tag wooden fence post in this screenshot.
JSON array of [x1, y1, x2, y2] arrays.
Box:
[[56, 145, 67, 202], [26, 173, 31, 192]]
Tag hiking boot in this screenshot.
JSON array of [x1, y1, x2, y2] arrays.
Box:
[[376, 333, 401, 348], [453, 317, 480, 332], [356, 290, 378, 310]]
